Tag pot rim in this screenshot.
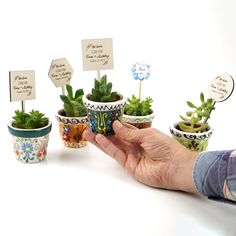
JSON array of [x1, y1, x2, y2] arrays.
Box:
[[8, 121, 52, 138], [83, 92, 126, 107], [56, 109, 87, 119], [169, 121, 214, 137], [123, 112, 155, 120]]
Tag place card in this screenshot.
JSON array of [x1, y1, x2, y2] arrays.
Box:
[[48, 58, 73, 87], [9, 70, 35, 102], [81, 38, 113, 71], [131, 62, 150, 81], [208, 74, 234, 102]]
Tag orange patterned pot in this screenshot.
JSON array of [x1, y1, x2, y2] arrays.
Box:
[[56, 109, 88, 148]]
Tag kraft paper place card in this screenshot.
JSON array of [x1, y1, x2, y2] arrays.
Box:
[[48, 58, 73, 87], [9, 70, 35, 102], [81, 38, 113, 71]]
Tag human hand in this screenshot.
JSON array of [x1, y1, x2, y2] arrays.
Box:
[[84, 120, 198, 193]]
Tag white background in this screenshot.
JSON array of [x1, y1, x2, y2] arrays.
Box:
[[1, 0, 236, 235]]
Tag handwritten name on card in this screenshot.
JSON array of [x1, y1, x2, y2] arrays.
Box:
[[48, 58, 73, 87], [208, 74, 234, 102], [81, 38, 113, 71], [9, 70, 35, 102]]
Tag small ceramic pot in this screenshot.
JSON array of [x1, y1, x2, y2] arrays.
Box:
[[55, 109, 88, 148], [83, 93, 126, 135], [169, 122, 214, 151], [122, 113, 155, 129], [8, 122, 52, 163]]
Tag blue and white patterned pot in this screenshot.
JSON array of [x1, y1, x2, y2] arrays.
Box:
[[122, 113, 155, 129], [8, 122, 52, 163], [83, 93, 126, 135], [169, 122, 213, 151]]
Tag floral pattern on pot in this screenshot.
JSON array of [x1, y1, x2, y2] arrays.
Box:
[[12, 135, 50, 163], [8, 122, 52, 163], [122, 113, 155, 129], [83, 94, 126, 135], [169, 122, 214, 151], [56, 110, 88, 148]]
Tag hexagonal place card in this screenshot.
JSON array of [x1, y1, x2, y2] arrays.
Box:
[[48, 58, 73, 87], [81, 38, 113, 71], [9, 70, 35, 102]]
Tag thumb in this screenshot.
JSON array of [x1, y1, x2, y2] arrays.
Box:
[[112, 120, 145, 143]]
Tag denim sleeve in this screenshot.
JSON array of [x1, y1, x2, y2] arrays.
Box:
[[193, 150, 236, 204]]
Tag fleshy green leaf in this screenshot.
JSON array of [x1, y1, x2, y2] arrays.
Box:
[[66, 84, 73, 100], [60, 95, 71, 104], [200, 92, 204, 103], [88, 74, 118, 102], [75, 89, 84, 99], [187, 101, 197, 108], [179, 115, 188, 121]]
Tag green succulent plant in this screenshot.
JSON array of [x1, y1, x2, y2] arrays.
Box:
[[12, 110, 49, 129], [124, 95, 153, 116], [60, 84, 86, 117], [178, 92, 215, 133], [88, 74, 118, 102]]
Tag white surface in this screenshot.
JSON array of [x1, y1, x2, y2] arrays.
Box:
[[1, 0, 236, 235]]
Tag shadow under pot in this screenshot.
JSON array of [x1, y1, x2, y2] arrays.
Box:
[[169, 122, 214, 151], [83, 93, 126, 136], [56, 109, 88, 148], [122, 113, 155, 129], [8, 122, 52, 163]]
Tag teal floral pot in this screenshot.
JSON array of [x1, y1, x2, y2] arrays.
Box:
[[8, 122, 52, 163], [83, 93, 126, 135], [122, 113, 155, 129], [169, 122, 213, 151]]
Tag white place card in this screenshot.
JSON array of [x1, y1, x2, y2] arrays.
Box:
[[208, 74, 234, 102], [48, 58, 73, 87], [9, 70, 35, 102], [81, 38, 113, 71]]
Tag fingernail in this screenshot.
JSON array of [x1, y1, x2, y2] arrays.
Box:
[[113, 120, 122, 128]]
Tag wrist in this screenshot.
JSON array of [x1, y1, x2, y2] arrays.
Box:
[[173, 148, 199, 193]]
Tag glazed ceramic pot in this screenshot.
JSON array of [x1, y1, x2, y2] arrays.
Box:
[[83, 93, 126, 135], [55, 109, 88, 148], [122, 113, 155, 129], [8, 121, 52, 163], [169, 122, 214, 151]]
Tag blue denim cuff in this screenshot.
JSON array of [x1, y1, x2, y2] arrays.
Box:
[[193, 150, 236, 205], [193, 151, 222, 197]]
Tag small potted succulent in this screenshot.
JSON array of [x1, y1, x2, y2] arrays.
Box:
[[56, 84, 88, 148], [169, 92, 214, 151], [8, 110, 52, 163], [122, 95, 155, 128], [83, 74, 126, 135]]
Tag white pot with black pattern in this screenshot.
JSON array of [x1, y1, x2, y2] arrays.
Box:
[[169, 122, 214, 151]]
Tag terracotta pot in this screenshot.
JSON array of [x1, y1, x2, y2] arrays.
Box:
[[55, 109, 88, 148], [122, 113, 155, 129], [169, 122, 214, 151], [8, 121, 52, 163], [83, 93, 126, 135]]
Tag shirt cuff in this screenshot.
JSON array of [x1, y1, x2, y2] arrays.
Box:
[[193, 150, 236, 204]]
